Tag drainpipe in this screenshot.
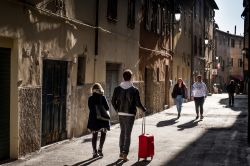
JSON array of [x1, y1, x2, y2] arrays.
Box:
[[190, 2, 194, 99], [203, 1, 206, 81], [248, 1, 250, 146], [94, 0, 99, 82]]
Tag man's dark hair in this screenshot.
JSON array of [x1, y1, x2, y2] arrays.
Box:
[[123, 69, 133, 81]]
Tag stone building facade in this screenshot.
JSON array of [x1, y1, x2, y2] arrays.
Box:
[[138, 0, 174, 112], [242, 0, 249, 94], [215, 29, 244, 91], [0, 0, 141, 160]]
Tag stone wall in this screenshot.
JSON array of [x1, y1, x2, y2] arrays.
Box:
[[18, 87, 41, 156], [73, 84, 92, 137], [147, 81, 165, 114]]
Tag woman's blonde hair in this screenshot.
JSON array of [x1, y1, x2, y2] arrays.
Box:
[[91, 83, 104, 95]]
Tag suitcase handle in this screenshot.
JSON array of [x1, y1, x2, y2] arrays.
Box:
[[142, 116, 145, 134]]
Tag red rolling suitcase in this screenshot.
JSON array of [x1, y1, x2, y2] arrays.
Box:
[[138, 116, 154, 161]]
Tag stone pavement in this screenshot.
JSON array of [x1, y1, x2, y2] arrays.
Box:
[[2, 94, 249, 166]]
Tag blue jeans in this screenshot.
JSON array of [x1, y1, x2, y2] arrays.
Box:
[[175, 95, 183, 114]]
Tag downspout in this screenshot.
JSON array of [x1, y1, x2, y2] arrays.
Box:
[[171, 0, 175, 87], [94, 0, 99, 82], [203, 1, 206, 81], [248, 1, 250, 146], [190, 2, 194, 99]]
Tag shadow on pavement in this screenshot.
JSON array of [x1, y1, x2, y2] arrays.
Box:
[[177, 119, 202, 131], [156, 118, 178, 127], [163, 97, 248, 166], [0, 159, 16, 165], [106, 159, 126, 166], [130, 160, 151, 166], [70, 156, 102, 166], [219, 95, 248, 112]]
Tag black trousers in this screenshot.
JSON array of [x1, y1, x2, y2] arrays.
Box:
[[228, 93, 234, 106], [194, 97, 205, 116], [92, 130, 106, 153], [119, 115, 135, 155]]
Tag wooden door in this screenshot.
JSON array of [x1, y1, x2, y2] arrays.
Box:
[[0, 47, 10, 160], [42, 60, 67, 146], [106, 63, 120, 124]]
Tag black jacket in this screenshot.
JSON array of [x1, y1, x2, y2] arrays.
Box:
[[87, 93, 110, 131], [227, 83, 236, 94], [112, 86, 146, 115], [171, 84, 188, 99]]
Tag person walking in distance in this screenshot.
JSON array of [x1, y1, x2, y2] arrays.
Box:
[[227, 80, 236, 107], [112, 69, 147, 161], [191, 75, 207, 120], [171, 78, 188, 118], [87, 83, 110, 158]]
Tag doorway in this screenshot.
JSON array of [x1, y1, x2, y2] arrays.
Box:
[[42, 60, 68, 146], [0, 47, 11, 160], [106, 63, 120, 124]]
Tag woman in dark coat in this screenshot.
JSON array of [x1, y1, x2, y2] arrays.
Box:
[[87, 83, 110, 158], [171, 78, 188, 118]]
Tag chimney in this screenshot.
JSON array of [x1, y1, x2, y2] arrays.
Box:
[[234, 25, 236, 35], [227, 31, 229, 33]]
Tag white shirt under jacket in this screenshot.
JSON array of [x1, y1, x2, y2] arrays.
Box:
[[191, 81, 207, 97]]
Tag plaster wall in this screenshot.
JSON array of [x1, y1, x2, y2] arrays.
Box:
[[0, 1, 96, 157]]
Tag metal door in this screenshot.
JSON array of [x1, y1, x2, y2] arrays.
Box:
[[0, 47, 10, 160], [42, 60, 67, 146], [106, 63, 120, 124]]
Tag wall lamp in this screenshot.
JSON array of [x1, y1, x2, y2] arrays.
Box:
[[204, 37, 209, 45], [174, 6, 181, 22]]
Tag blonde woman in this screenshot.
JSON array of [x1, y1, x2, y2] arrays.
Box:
[[171, 78, 188, 118], [87, 83, 110, 158]]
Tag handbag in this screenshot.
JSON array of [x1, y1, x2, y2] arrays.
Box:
[[95, 97, 110, 121]]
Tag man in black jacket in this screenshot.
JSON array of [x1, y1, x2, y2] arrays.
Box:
[[227, 80, 236, 107], [112, 69, 146, 161]]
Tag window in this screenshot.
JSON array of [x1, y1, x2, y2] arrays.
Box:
[[199, 38, 202, 56], [238, 59, 243, 67], [156, 4, 161, 34], [77, 56, 86, 85], [161, 8, 166, 35], [194, 35, 197, 55], [231, 58, 233, 67], [231, 39, 235, 47], [199, 0, 202, 22], [156, 68, 160, 82], [107, 0, 118, 22], [145, 0, 169, 35], [43, 0, 66, 16], [145, 0, 151, 31], [194, 2, 197, 19], [151, 2, 157, 33], [221, 60, 225, 71], [162, 8, 171, 36], [127, 0, 135, 29], [183, 11, 187, 34]]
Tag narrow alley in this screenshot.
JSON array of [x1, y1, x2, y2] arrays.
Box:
[[2, 94, 248, 166]]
